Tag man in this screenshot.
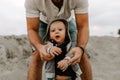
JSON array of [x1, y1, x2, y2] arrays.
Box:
[[25, 0, 92, 80]]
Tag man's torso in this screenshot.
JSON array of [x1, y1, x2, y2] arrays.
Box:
[[25, 0, 88, 23]]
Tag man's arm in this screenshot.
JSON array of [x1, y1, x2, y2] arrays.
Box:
[[76, 14, 92, 80], [68, 14, 92, 80], [68, 13, 89, 64], [26, 17, 53, 60], [75, 13, 89, 48], [26, 17, 42, 50]]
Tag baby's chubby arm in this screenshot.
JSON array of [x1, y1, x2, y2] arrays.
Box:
[[46, 43, 62, 59], [57, 56, 72, 72]]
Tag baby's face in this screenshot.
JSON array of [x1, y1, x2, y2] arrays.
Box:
[[50, 21, 66, 44]]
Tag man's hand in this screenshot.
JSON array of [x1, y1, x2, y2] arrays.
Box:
[[38, 44, 62, 61], [67, 47, 83, 65], [38, 44, 54, 61]]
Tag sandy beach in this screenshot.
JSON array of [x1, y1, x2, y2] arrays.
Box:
[[0, 35, 120, 80]]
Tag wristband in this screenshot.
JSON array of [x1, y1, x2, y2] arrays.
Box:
[[46, 46, 52, 54], [64, 56, 71, 60], [78, 46, 84, 56]]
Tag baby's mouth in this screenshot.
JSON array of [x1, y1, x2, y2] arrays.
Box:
[[55, 35, 60, 39]]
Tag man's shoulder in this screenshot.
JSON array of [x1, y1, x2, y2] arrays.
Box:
[[68, 0, 82, 3], [67, 0, 86, 7]]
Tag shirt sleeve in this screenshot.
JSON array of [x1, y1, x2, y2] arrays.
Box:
[[74, 0, 88, 14], [24, 0, 40, 17]]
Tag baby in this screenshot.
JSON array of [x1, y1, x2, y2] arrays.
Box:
[[43, 19, 82, 80]]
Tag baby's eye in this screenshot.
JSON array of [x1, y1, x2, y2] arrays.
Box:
[[59, 29, 62, 31], [51, 29, 55, 32]]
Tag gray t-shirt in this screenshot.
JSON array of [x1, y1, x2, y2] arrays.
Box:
[[25, 0, 88, 23]]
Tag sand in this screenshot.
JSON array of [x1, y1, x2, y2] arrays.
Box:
[[0, 35, 120, 80]]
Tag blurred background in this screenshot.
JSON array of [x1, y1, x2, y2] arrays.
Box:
[[0, 0, 120, 36], [0, 0, 120, 80]]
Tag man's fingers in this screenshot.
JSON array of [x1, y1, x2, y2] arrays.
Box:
[[72, 59, 80, 65], [66, 50, 73, 56], [40, 52, 44, 60], [68, 55, 80, 64], [69, 57, 77, 64]]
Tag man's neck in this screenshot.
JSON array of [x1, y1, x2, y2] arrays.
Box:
[[52, 0, 63, 3], [51, 0, 63, 10]]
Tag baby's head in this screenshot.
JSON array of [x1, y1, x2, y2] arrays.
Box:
[[48, 19, 69, 44]]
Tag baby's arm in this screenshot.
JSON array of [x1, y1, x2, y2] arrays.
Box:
[[57, 56, 73, 72], [49, 46, 62, 56], [46, 43, 62, 59]]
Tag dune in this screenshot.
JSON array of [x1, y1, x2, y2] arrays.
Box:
[[86, 36, 120, 80], [0, 35, 120, 80], [0, 35, 32, 80]]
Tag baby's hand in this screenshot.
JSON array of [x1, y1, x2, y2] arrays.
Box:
[[49, 46, 62, 56], [57, 59, 69, 72]]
